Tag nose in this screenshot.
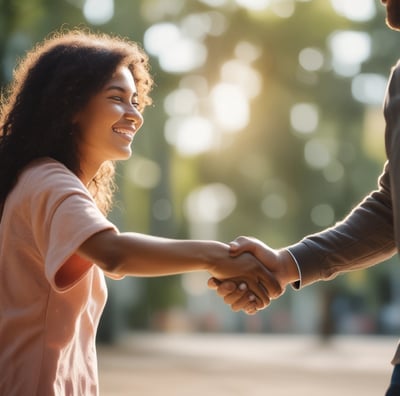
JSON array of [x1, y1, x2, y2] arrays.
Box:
[[125, 104, 144, 129]]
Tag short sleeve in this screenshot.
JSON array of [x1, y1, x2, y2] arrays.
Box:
[[45, 191, 117, 291], [22, 160, 118, 291]]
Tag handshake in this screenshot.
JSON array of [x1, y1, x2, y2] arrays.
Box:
[[206, 236, 300, 315]]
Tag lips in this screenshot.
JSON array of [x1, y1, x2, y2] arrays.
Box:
[[112, 126, 135, 141]]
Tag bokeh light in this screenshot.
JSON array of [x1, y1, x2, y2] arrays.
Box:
[[351, 74, 388, 105], [330, 0, 376, 22], [144, 23, 207, 73], [290, 103, 319, 134], [164, 116, 215, 156], [211, 83, 249, 132], [83, 0, 114, 25], [328, 31, 371, 77]]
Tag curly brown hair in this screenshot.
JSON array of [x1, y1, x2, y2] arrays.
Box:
[[0, 28, 153, 214]]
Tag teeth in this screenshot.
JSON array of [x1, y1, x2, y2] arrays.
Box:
[[113, 127, 133, 136]]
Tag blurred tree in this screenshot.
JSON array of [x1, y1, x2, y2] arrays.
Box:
[[2, 0, 400, 336]]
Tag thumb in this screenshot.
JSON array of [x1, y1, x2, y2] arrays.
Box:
[[229, 237, 254, 257], [229, 240, 243, 257]]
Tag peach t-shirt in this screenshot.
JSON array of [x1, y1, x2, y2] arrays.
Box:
[[0, 158, 117, 395]]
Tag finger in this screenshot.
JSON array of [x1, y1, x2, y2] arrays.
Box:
[[246, 279, 271, 307], [229, 241, 248, 257], [243, 302, 258, 315], [215, 280, 239, 297], [207, 277, 221, 289], [246, 307, 258, 315], [230, 292, 258, 311], [222, 287, 249, 305], [257, 268, 283, 299], [229, 236, 257, 257]]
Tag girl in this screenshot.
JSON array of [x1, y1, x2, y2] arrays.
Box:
[[0, 29, 279, 395]]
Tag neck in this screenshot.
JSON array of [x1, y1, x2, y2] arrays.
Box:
[[79, 159, 102, 187]]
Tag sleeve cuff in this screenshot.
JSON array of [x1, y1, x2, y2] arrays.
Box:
[[286, 248, 302, 290]]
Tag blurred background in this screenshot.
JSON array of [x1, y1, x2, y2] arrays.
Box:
[[2, 0, 400, 343]]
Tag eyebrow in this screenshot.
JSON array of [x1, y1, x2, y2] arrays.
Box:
[[106, 85, 138, 97]]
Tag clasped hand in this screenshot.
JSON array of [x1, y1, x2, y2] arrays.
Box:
[[208, 236, 296, 315]]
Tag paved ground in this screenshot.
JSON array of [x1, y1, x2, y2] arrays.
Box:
[[97, 333, 398, 396]]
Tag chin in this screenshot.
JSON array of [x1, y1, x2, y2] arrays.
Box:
[[121, 150, 133, 160]]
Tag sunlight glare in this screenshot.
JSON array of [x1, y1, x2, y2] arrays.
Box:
[[235, 0, 270, 11], [164, 88, 198, 116], [299, 47, 324, 72], [235, 41, 262, 63], [323, 160, 344, 183], [220, 60, 262, 98], [271, 0, 295, 18], [164, 116, 215, 156], [330, 0, 376, 22], [126, 157, 161, 189], [198, 0, 228, 7], [311, 204, 335, 227], [144, 23, 207, 73], [211, 83, 249, 132], [304, 138, 332, 169], [184, 183, 236, 223], [290, 103, 319, 134], [83, 0, 113, 25], [261, 193, 288, 219], [351, 74, 387, 106], [328, 31, 371, 77]]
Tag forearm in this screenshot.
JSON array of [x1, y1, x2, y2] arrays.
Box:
[[112, 233, 228, 276], [79, 229, 282, 301], [82, 231, 227, 277], [288, 173, 396, 288]]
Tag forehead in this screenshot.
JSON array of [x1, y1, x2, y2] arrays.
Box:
[[106, 65, 137, 91]]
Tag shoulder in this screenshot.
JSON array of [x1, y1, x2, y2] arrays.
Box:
[[19, 158, 86, 195], [15, 158, 91, 208], [21, 158, 81, 186], [384, 61, 400, 107], [388, 60, 400, 83]]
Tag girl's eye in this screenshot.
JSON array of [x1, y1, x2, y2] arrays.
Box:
[[132, 101, 140, 108], [110, 96, 122, 102]]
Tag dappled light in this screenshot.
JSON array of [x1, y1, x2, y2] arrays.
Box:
[[4, 0, 400, 346], [220, 59, 263, 98], [164, 116, 215, 155], [304, 138, 334, 169], [261, 193, 288, 219], [164, 88, 198, 117], [351, 73, 388, 105], [310, 203, 335, 227], [152, 198, 173, 221], [181, 272, 210, 296], [298, 47, 325, 72], [211, 83, 250, 132], [184, 183, 236, 224], [328, 31, 371, 77], [126, 156, 161, 189], [83, 0, 114, 25], [290, 103, 319, 134], [322, 160, 345, 183], [330, 0, 376, 22], [235, 0, 296, 18], [144, 23, 207, 73]]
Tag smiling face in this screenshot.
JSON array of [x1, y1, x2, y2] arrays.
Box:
[[74, 65, 144, 180], [381, 0, 400, 30]]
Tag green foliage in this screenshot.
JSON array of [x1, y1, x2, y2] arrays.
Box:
[[2, 0, 399, 333]]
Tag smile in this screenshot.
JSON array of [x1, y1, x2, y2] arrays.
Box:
[[112, 127, 135, 141]]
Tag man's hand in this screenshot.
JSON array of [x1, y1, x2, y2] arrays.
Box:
[[208, 236, 300, 314], [207, 247, 283, 311]]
